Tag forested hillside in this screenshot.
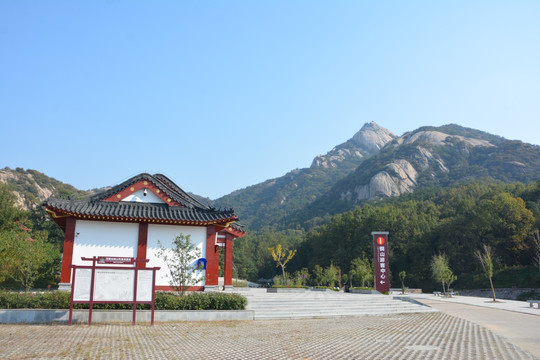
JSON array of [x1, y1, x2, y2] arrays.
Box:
[[234, 180, 540, 290]]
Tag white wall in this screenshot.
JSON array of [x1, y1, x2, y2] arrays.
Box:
[[71, 220, 207, 288], [147, 224, 206, 287], [72, 220, 139, 266]]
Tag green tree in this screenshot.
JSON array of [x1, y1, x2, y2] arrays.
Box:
[[398, 270, 407, 294], [157, 234, 203, 295], [312, 264, 325, 286], [474, 244, 497, 302], [323, 263, 339, 287], [350, 257, 373, 287], [431, 254, 455, 295], [293, 268, 310, 286], [0, 183, 25, 230], [268, 244, 297, 285], [0, 228, 59, 291]]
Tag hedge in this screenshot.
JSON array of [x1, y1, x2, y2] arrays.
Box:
[[0, 291, 247, 310]]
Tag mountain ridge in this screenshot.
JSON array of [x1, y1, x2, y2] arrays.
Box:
[[3, 123, 539, 233], [281, 124, 540, 230], [213, 122, 396, 229]]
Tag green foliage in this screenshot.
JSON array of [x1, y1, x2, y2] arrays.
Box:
[[457, 266, 540, 289], [517, 290, 540, 301], [310, 263, 339, 287], [399, 270, 406, 293], [350, 257, 373, 287], [293, 268, 310, 286], [0, 186, 61, 290], [431, 254, 456, 293], [0, 291, 247, 310], [234, 229, 304, 282], [156, 234, 203, 295], [0, 228, 59, 291], [284, 181, 539, 292], [0, 183, 25, 230]]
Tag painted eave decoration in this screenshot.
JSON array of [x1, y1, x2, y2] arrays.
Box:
[[44, 173, 246, 235]]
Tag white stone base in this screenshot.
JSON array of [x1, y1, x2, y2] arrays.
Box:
[[58, 283, 71, 291], [204, 285, 220, 292]]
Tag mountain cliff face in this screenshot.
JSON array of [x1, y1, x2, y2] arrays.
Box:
[[340, 129, 493, 202], [214, 122, 396, 229], [297, 125, 540, 226]]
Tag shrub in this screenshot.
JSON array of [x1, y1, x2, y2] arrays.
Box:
[[0, 291, 247, 310]]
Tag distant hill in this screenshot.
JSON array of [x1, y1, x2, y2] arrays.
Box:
[[0, 167, 94, 210]]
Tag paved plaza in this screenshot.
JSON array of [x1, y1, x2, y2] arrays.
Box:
[[1, 310, 538, 359]]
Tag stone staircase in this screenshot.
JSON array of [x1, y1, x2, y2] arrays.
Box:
[[244, 289, 436, 320]]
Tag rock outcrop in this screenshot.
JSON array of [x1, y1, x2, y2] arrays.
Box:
[[311, 122, 396, 169]]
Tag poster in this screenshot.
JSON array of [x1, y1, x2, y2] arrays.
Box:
[[72, 268, 92, 301], [93, 268, 135, 301], [136, 269, 154, 302]]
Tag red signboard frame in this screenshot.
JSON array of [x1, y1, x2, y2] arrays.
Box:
[[372, 232, 390, 293], [68, 256, 160, 326]]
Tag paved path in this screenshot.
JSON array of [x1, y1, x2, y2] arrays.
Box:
[[1, 313, 538, 358], [1, 292, 539, 359], [413, 296, 540, 359]]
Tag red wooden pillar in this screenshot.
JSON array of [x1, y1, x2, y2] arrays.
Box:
[[224, 234, 234, 288], [205, 226, 219, 288], [59, 217, 76, 287], [136, 222, 148, 268]]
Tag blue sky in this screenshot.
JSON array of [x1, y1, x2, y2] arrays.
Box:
[[1, 1, 539, 199]]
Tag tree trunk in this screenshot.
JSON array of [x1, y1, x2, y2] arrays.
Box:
[[489, 276, 497, 302], [281, 264, 286, 285]]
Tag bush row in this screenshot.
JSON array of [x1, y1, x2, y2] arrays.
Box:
[[0, 291, 247, 310]]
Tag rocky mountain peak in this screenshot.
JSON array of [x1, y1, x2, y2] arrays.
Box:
[[351, 121, 396, 153], [311, 122, 396, 169]]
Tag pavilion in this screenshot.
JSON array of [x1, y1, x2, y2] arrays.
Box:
[[44, 173, 246, 291]]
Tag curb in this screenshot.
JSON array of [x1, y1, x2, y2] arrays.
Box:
[[0, 309, 254, 324]]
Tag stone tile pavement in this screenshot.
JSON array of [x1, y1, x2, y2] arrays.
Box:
[[1, 311, 537, 359]]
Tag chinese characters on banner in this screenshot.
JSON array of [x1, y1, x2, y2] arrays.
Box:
[[372, 232, 389, 293]]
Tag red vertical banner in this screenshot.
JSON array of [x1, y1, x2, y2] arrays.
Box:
[[372, 232, 389, 293]]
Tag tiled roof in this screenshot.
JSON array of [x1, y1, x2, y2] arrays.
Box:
[[44, 173, 245, 231], [89, 173, 211, 209]]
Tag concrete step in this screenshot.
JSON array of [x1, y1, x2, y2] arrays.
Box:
[[244, 290, 435, 320]]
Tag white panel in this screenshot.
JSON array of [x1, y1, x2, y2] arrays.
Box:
[[121, 188, 165, 204], [72, 220, 139, 266], [147, 224, 206, 287]]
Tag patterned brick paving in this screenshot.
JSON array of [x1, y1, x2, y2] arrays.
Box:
[[0, 312, 537, 359]]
